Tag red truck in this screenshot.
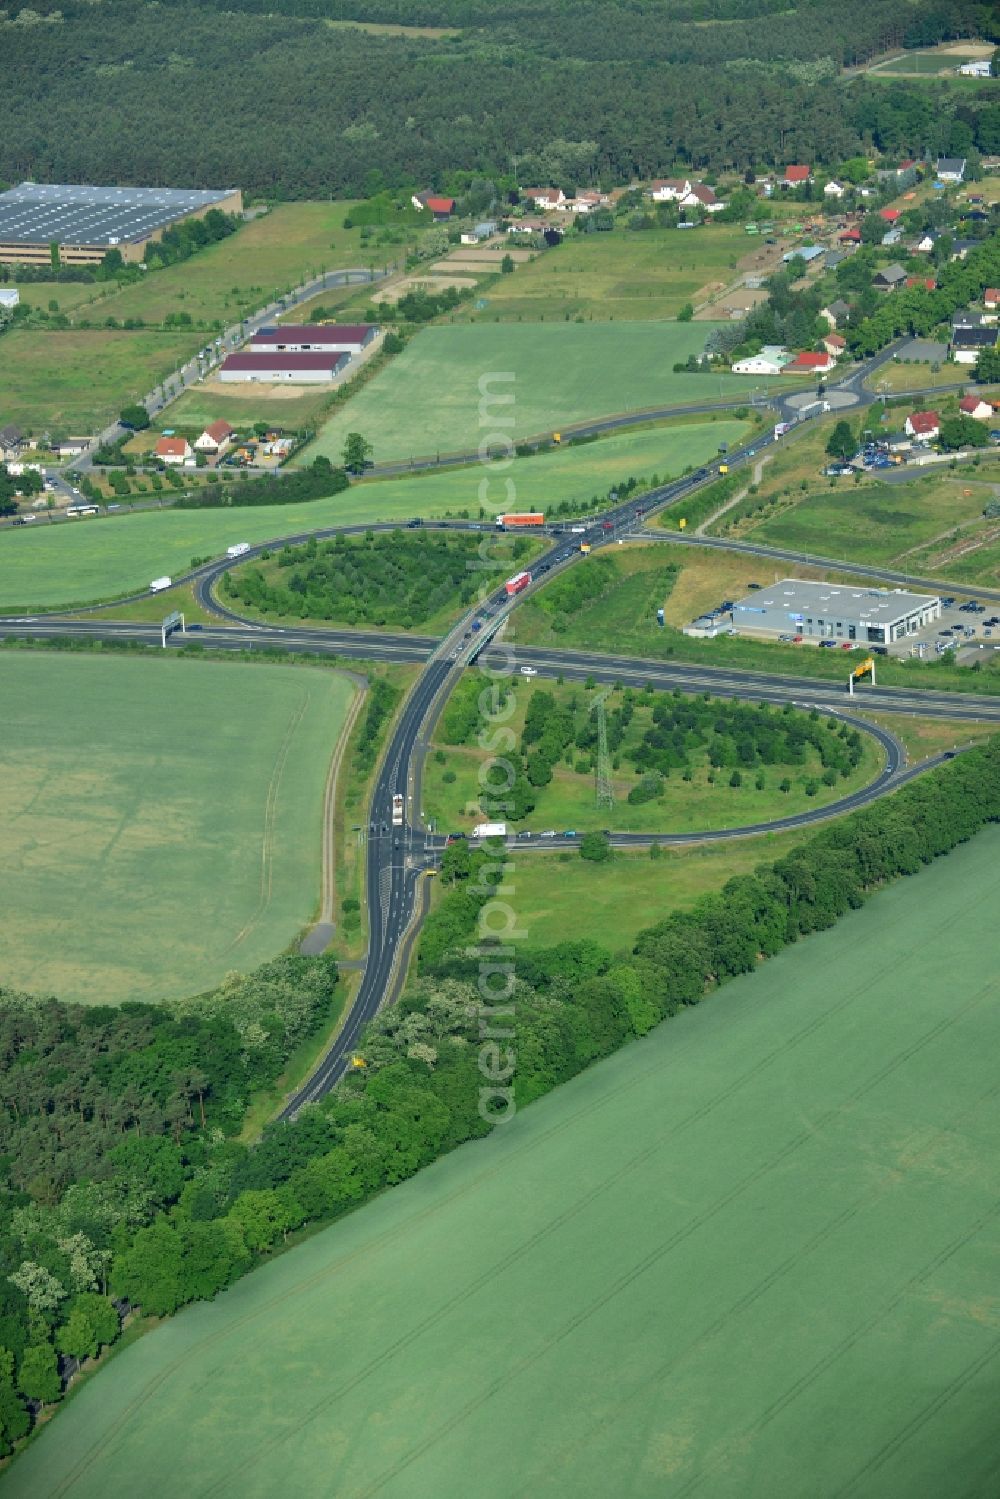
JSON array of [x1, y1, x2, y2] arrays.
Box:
[[504, 570, 532, 597], [495, 512, 544, 529]]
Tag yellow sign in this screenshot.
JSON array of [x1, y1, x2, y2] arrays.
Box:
[[852, 656, 875, 680], [678, 517, 687, 530], [552, 432, 561, 443], [349, 1055, 367, 1070], [719, 464, 729, 475], [580, 542, 592, 553]]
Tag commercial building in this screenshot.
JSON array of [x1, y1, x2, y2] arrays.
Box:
[[218, 351, 350, 383], [732, 579, 941, 647], [247, 324, 378, 355], [0, 182, 242, 266]]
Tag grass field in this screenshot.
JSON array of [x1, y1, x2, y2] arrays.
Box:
[[424, 680, 883, 834], [305, 322, 780, 464], [0, 423, 749, 610], [77, 203, 369, 330], [488, 831, 811, 947], [0, 655, 353, 1004], [11, 825, 1000, 1497], [744, 475, 997, 577], [449, 223, 749, 322], [0, 328, 200, 432], [155, 383, 337, 433]]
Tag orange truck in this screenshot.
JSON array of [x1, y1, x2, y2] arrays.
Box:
[[495, 512, 544, 529]]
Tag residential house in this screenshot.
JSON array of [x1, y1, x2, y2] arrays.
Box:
[[0, 289, 18, 310], [824, 250, 847, 270], [821, 298, 852, 327], [881, 228, 902, 246], [194, 420, 234, 455], [783, 165, 811, 187], [906, 276, 937, 291], [958, 59, 991, 77], [874, 263, 907, 290], [951, 239, 980, 261], [784, 350, 835, 374], [731, 346, 793, 376], [679, 184, 725, 214], [936, 157, 966, 183], [520, 188, 565, 210], [155, 436, 193, 465], [0, 422, 24, 457], [53, 436, 89, 457], [914, 231, 939, 253], [983, 288, 1000, 316], [905, 410, 941, 442], [879, 207, 901, 223], [821, 332, 847, 359], [823, 180, 845, 199], [569, 192, 608, 214], [950, 325, 1000, 365], [959, 395, 993, 421], [506, 219, 545, 235], [647, 178, 691, 203], [953, 310, 988, 330], [411, 193, 455, 220], [839, 227, 862, 245], [884, 431, 913, 453]]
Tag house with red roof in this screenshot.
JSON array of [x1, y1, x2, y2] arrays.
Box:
[[906, 277, 937, 291], [411, 192, 455, 220], [820, 332, 847, 359], [904, 410, 941, 442], [784, 350, 835, 374], [194, 419, 235, 455], [959, 395, 993, 421], [984, 289, 1000, 311], [679, 183, 725, 213], [783, 165, 811, 186], [879, 207, 901, 223], [839, 227, 862, 245], [155, 435, 193, 465]]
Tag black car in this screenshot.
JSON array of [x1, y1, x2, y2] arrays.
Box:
[[406, 518, 423, 528]]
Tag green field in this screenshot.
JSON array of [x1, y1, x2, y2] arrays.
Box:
[[492, 832, 812, 947], [11, 825, 1000, 1497], [153, 383, 337, 433], [0, 422, 748, 610], [0, 655, 353, 1004], [305, 322, 776, 465], [425, 681, 883, 835], [0, 329, 200, 432], [745, 476, 997, 577], [450, 222, 749, 322]]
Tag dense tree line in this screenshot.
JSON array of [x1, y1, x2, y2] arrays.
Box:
[[1, 3, 997, 198], [225, 530, 529, 626], [176, 456, 348, 508], [0, 954, 338, 1449]]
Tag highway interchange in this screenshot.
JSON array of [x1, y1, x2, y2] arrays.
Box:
[[7, 390, 1000, 1117]]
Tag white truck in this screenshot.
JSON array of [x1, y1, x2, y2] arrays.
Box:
[[472, 822, 507, 839], [226, 542, 251, 558], [150, 576, 173, 593]]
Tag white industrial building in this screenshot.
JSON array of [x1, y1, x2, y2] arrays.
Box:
[[731, 579, 941, 647]]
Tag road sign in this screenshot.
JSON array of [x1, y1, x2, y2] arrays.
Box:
[[679, 517, 687, 530], [161, 610, 185, 648]]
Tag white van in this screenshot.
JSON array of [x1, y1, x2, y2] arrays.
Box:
[[226, 542, 251, 558]]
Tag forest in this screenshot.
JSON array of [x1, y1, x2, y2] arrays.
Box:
[[0, 1, 997, 198]]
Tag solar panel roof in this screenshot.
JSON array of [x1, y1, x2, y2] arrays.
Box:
[[0, 182, 237, 247]]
